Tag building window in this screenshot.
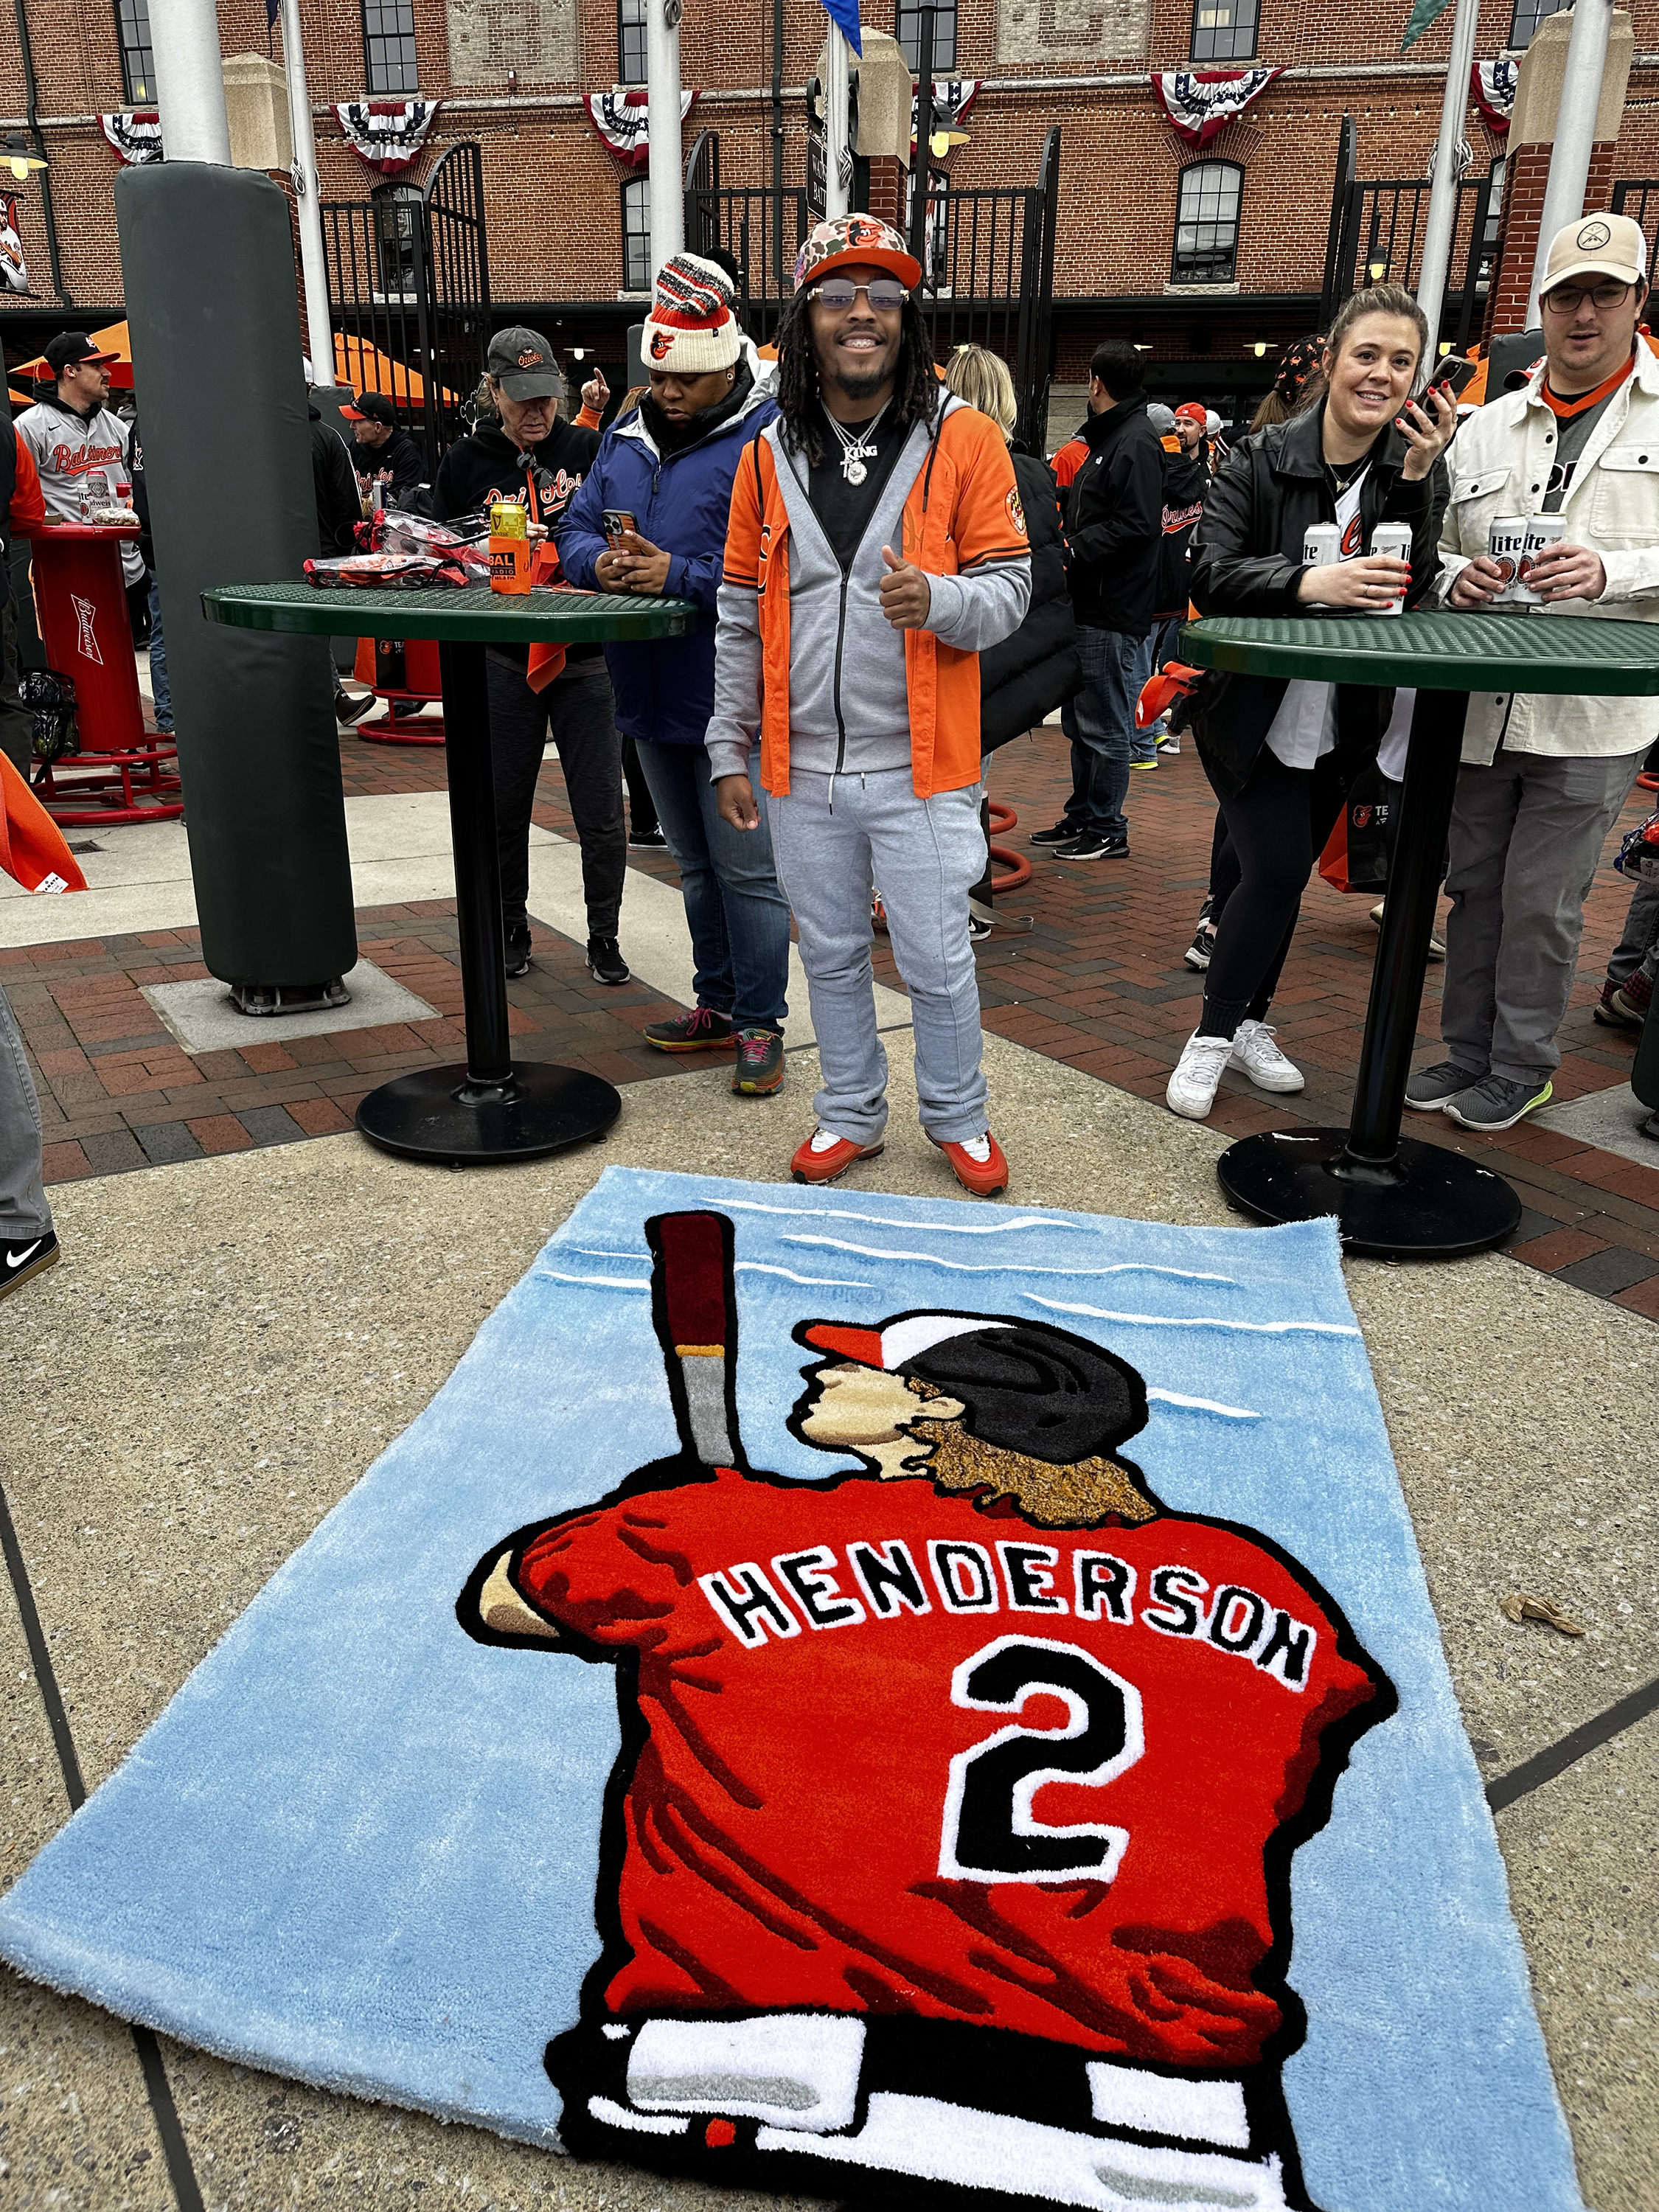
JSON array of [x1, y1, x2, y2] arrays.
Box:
[[1189, 0, 1257, 62], [1172, 161, 1242, 285], [618, 0, 647, 83], [374, 183, 422, 298], [622, 177, 652, 293], [1506, 0, 1568, 49], [897, 0, 958, 72], [116, 0, 156, 103], [362, 0, 418, 94]]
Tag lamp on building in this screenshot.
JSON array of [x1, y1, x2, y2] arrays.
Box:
[[4, 135, 47, 183], [1253, 340, 1267, 356], [1367, 260, 1387, 285], [928, 128, 970, 159]]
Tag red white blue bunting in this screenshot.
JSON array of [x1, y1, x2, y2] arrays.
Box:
[[331, 100, 442, 175], [583, 88, 699, 172], [1470, 60, 1518, 137], [100, 111, 164, 165], [1152, 68, 1282, 150], [911, 78, 980, 150]]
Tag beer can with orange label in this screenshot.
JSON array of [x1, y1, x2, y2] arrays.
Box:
[[489, 499, 531, 595], [1487, 515, 1530, 606]]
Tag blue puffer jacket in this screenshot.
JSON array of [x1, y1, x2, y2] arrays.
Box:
[[560, 375, 777, 747]]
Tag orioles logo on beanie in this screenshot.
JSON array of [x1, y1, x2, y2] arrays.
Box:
[[640, 253, 742, 377]]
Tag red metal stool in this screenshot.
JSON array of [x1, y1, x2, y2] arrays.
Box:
[[987, 799, 1032, 893], [353, 635, 447, 747]]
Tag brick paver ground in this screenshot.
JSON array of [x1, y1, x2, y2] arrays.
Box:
[[17, 713, 1659, 1322]]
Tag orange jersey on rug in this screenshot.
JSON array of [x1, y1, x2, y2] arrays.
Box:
[[513, 1466, 1386, 2070]]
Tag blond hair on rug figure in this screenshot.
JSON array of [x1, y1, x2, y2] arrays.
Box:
[[1166, 284, 1457, 1125]]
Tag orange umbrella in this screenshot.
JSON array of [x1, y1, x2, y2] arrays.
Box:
[[12, 319, 135, 389], [333, 332, 456, 408]]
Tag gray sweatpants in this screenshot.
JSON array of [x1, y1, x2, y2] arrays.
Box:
[[0, 982, 51, 1241], [1441, 747, 1642, 1085], [768, 766, 989, 1145]]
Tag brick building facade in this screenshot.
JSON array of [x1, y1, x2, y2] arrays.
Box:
[[6, 0, 1659, 422]]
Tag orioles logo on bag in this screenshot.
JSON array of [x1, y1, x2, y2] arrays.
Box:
[[1340, 514, 1364, 558], [649, 330, 675, 361], [1006, 486, 1027, 537]]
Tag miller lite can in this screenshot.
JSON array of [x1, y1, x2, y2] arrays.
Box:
[[1487, 515, 1530, 607], [1515, 511, 1567, 606], [1303, 521, 1342, 568], [1369, 521, 1413, 613]]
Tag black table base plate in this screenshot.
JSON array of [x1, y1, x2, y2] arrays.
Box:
[[1216, 1127, 1522, 1259], [355, 1061, 622, 1164]]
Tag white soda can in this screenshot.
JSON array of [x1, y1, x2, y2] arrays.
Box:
[[1515, 511, 1567, 606], [1303, 521, 1341, 568], [1487, 515, 1530, 607], [1370, 521, 1413, 613]]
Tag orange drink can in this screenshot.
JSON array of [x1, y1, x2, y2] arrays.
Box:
[[489, 501, 531, 594]]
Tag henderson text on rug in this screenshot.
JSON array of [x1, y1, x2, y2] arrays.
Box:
[[0, 1169, 1583, 2212]]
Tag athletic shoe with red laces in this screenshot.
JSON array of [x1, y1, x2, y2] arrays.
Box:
[[790, 1128, 885, 1184], [931, 1130, 1009, 1198], [731, 1027, 785, 1095], [644, 1006, 736, 1053]]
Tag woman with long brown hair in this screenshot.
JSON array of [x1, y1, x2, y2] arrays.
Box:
[[1169, 285, 1457, 1120]]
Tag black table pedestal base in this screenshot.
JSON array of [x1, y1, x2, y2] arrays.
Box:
[[1216, 1127, 1522, 1259], [355, 1060, 622, 1165]]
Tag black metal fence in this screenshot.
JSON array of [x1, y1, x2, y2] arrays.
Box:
[[684, 129, 809, 330], [1612, 180, 1659, 279], [1321, 119, 1498, 352], [319, 142, 491, 479]]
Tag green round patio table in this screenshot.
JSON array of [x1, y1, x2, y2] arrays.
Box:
[[202, 582, 696, 1166], [1178, 608, 1659, 1259]]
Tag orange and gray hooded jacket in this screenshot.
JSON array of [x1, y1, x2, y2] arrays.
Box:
[[704, 394, 1032, 799]]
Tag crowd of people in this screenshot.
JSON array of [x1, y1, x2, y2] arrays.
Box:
[[1, 206, 1655, 1295]]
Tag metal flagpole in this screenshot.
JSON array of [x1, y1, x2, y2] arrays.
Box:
[[147, 0, 232, 165], [1415, 0, 1481, 352], [647, 0, 685, 274], [824, 22, 851, 220], [278, 0, 335, 389], [1526, 0, 1614, 325]]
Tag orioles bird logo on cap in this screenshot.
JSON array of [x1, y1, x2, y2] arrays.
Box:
[[649, 330, 674, 360], [1576, 219, 1612, 251]]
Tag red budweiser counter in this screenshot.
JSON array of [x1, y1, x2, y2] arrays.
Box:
[[29, 519, 182, 826]]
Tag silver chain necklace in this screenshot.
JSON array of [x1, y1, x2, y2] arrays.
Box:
[[825, 399, 890, 486]]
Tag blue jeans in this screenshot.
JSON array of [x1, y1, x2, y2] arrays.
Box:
[[638, 737, 790, 1033], [147, 572, 172, 734], [1060, 624, 1152, 840]]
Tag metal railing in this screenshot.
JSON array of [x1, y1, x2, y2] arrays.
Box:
[[1321, 122, 1498, 352]]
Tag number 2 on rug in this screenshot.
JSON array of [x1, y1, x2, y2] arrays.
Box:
[[938, 1635, 1146, 1884]]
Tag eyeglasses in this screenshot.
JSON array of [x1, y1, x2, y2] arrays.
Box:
[[1541, 279, 1634, 315], [807, 279, 907, 313]]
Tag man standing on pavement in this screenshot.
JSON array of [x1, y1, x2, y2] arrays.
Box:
[[1030, 341, 1162, 863], [1407, 212, 1659, 1134], [434, 327, 629, 987], [338, 392, 427, 504], [15, 334, 142, 596], [707, 215, 1031, 1197]]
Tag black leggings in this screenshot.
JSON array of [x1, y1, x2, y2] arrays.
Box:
[[1197, 745, 1352, 1039]]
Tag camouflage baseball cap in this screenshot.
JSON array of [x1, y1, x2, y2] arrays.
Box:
[[793, 214, 922, 294]]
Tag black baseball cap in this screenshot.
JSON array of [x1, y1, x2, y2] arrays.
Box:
[[338, 391, 399, 426], [44, 331, 119, 373], [485, 326, 563, 400]]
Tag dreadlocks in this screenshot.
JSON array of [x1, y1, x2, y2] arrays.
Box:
[[773, 285, 941, 467]]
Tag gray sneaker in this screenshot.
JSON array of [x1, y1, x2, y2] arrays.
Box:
[[1404, 1058, 1484, 1112], [1444, 1073, 1554, 1133]]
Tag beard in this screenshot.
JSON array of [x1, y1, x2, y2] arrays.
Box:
[[822, 339, 897, 407]]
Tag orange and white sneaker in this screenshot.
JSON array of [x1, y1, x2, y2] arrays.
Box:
[[931, 1130, 1009, 1198], [790, 1127, 885, 1185]]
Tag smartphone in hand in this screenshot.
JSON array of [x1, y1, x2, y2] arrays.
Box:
[[602, 508, 638, 551]]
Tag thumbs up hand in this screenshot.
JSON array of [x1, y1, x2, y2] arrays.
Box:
[[878, 543, 932, 630]]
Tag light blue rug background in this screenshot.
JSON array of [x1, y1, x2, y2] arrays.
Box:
[[0, 1167, 1580, 2211]]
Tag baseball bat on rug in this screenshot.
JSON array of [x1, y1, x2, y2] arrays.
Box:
[[0, 1169, 1584, 2212]]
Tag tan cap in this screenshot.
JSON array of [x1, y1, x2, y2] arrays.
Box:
[[1541, 212, 1649, 294]]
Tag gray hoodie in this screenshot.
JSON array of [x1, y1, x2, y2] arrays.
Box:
[[705, 394, 1030, 785]]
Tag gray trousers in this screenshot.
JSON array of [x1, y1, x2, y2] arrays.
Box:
[[0, 983, 51, 1241], [768, 766, 989, 1145], [1441, 748, 1641, 1085], [1607, 871, 1659, 989]]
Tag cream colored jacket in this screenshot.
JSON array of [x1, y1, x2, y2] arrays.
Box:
[[1435, 341, 1659, 764]]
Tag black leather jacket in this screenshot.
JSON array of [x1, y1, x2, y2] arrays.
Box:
[[1187, 405, 1447, 794]]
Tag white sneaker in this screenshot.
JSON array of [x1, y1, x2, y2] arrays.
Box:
[[1166, 1032, 1237, 1120], [1230, 1018, 1305, 1094]]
